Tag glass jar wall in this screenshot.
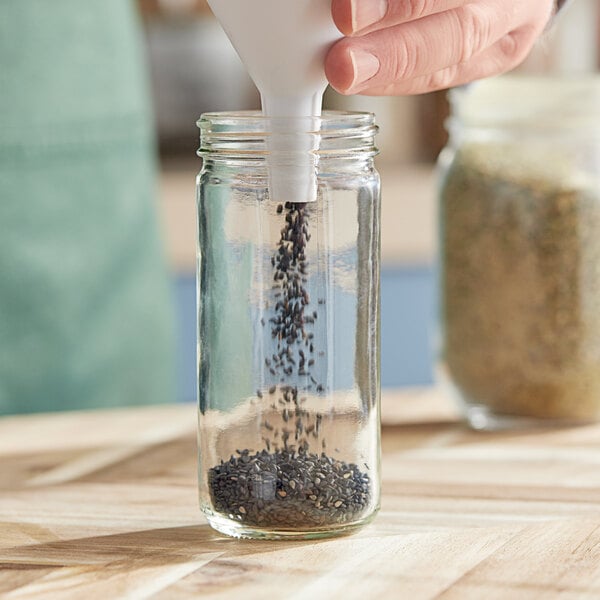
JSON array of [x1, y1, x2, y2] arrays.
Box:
[[196, 111, 380, 539], [438, 76, 600, 429]]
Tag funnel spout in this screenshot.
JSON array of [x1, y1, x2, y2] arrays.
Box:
[[261, 93, 325, 120], [263, 94, 324, 204], [207, 0, 341, 203]]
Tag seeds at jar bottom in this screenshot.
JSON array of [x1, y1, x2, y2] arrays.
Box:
[[208, 449, 371, 528], [442, 144, 600, 421]]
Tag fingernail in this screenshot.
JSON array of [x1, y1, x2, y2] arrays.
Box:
[[349, 49, 380, 89], [351, 0, 387, 32]]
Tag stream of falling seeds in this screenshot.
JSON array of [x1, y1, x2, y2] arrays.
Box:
[[264, 202, 322, 453], [208, 201, 371, 529]]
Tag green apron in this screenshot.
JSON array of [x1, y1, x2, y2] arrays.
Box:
[[0, 0, 176, 414]]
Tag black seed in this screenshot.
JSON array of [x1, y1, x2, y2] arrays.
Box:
[[208, 449, 372, 529]]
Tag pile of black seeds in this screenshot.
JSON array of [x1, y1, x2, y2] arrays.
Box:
[[209, 449, 370, 527], [208, 201, 371, 528]]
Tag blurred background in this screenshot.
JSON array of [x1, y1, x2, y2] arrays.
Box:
[[1, 1, 598, 414], [142, 0, 600, 404], [141, 0, 445, 404]]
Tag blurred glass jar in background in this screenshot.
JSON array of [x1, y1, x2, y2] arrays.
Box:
[[196, 111, 381, 539], [438, 76, 600, 429]]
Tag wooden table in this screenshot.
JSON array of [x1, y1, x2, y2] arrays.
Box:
[[2, 390, 600, 599]]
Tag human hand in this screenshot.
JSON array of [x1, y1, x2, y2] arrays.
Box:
[[325, 0, 556, 95]]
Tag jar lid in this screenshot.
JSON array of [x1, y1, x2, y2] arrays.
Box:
[[450, 75, 600, 130]]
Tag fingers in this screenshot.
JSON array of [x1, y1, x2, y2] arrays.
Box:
[[326, 0, 555, 96], [359, 26, 537, 96], [326, 1, 519, 94], [331, 0, 467, 36]]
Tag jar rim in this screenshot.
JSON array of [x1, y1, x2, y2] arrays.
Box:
[[197, 110, 378, 159], [450, 74, 600, 131], [197, 110, 375, 132]]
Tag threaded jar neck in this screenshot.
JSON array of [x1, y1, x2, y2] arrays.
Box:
[[197, 110, 378, 160]]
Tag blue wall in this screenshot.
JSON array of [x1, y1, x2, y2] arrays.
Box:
[[174, 266, 436, 403], [380, 266, 436, 387]]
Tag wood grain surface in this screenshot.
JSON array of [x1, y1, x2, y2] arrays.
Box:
[[2, 390, 600, 599]]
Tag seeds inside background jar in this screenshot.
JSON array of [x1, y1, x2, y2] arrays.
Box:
[[441, 143, 600, 421]]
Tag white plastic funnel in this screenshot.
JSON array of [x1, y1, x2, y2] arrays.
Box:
[[206, 0, 341, 203]]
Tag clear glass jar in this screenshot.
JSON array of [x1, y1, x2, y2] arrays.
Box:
[[196, 111, 380, 539], [439, 76, 600, 430]]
